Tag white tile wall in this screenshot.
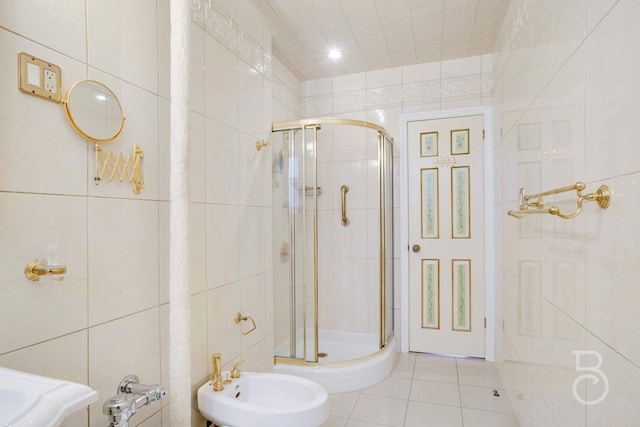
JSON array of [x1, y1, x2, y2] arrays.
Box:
[[493, 0, 640, 425], [0, 1, 277, 425]]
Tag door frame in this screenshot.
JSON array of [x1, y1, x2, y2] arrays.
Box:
[[399, 106, 497, 361]]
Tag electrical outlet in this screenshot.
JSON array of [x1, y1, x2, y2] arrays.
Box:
[[18, 52, 62, 103], [44, 69, 57, 93]]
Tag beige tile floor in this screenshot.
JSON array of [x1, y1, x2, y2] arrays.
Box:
[[322, 353, 519, 427]]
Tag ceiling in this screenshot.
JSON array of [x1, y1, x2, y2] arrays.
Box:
[[256, 0, 511, 81]]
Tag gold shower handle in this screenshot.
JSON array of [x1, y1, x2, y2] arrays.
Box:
[[341, 185, 350, 226], [234, 312, 256, 336]]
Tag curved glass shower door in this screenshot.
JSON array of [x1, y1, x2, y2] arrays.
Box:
[[272, 119, 393, 366]]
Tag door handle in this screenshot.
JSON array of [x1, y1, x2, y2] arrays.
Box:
[[412, 244, 421, 253]]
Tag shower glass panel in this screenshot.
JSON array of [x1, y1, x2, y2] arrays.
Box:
[[383, 135, 394, 344], [273, 126, 318, 361], [272, 119, 394, 366]]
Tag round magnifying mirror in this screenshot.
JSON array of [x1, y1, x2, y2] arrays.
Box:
[[64, 80, 125, 143]]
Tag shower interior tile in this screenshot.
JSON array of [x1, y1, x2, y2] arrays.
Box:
[[333, 122, 367, 161], [333, 161, 368, 209]]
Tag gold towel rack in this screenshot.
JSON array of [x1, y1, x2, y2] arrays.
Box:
[[507, 182, 611, 219]]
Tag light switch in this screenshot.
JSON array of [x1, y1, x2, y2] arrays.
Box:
[[27, 62, 40, 87]]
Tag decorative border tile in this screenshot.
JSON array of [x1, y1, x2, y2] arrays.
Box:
[[367, 85, 402, 108], [441, 75, 484, 100], [301, 94, 332, 117], [333, 90, 366, 114], [273, 77, 301, 115], [191, 0, 271, 79], [402, 80, 441, 104]]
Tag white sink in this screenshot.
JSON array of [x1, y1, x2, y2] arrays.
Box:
[[198, 372, 328, 427], [0, 367, 98, 427]]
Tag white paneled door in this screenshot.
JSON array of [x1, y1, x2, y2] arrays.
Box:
[[408, 115, 485, 357]]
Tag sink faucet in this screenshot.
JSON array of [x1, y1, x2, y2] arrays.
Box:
[[211, 353, 224, 392], [103, 375, 167, 427]]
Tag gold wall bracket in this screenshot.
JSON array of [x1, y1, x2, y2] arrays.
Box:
[[508, 182, 611, 219], [24, 260, 67, 281], [256, 139, 269, 150], [234, 312, 257, 336], [94, 144, 145, 194]]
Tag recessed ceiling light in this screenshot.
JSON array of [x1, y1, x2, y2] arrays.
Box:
[[328, 49, 342, 60]]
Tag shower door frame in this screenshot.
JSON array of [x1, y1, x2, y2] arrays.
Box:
[[273, 118, 395, 366]]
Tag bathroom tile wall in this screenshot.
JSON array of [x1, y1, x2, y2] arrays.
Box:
[[492, 0, 640, 425], [0, 0, 279, 425], [300, 55, 493, 343]]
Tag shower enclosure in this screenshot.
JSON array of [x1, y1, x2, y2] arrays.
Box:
[[271, 119, 395, 392]]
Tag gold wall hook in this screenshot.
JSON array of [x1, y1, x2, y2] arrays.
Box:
[[256, 139, 268, 151], [234, 312, 257, 335], [508, 182, 611, 220]]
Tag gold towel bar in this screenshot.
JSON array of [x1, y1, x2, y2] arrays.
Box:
[[508, 182, 611, 219]]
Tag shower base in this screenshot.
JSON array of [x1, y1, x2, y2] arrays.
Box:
[[274, 330, 396, 393]]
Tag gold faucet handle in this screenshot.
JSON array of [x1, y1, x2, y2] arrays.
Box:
[[212, 375, 224, 392], [230, 360, 245, 379]]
